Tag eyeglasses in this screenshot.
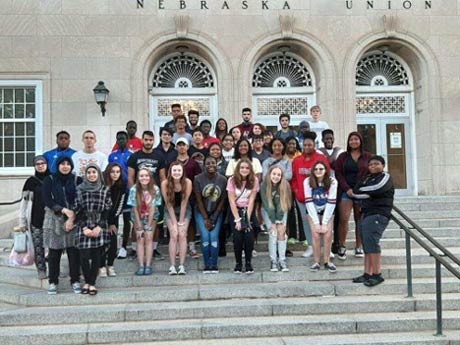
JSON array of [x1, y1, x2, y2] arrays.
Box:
[[314, 168, 325, 172]]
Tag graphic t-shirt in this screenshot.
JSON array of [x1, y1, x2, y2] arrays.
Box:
[[127, 150, 165, 185], [72, 151, 108, 177], [193, 173, 227, 214], [127, 185, 162, 218]]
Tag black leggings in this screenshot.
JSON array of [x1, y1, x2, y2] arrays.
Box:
[[101, 219, 118, 267], [121, 211, 132, 248], [80, 247, 102, 286], [230, 211, 254, 265], [31, 226, 46, 273], [48, 247, 80, 285]]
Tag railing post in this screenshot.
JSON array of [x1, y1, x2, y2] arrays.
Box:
[[405, 231, 413, 298], [435, 260, 443, 336]]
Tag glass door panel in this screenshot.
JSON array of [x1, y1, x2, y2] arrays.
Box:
[[385, 123, 407, 189]]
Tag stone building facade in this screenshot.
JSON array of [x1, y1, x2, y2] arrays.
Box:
[[0, 0, 459, 199]]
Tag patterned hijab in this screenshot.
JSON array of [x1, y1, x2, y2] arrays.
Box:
[[77, 163, 104, 193]]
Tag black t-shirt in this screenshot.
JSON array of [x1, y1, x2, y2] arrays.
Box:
[[344, 155, 359, 188], [188, 146, 209, 168], [128, 149, 165, 185]]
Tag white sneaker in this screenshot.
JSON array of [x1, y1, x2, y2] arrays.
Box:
[[168, 265, 177, 275], [330, 252, 335, 259], [99, 267, 107, 277], [117, 247, 127, 259], [178, 265, 186, 275], [107, 266, 117, 277], [301, 247, 313, 258], [252, 250, 257, 257], [47, 283, 58, 295]]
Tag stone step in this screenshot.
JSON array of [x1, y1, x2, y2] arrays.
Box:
[[0, 311, 459, 345], [105, 331, 460, 345], [2, 277, 460, 307], [2, 293, 460, 326]]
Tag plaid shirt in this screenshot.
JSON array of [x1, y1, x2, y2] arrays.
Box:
[[73, 187, 112, 249]]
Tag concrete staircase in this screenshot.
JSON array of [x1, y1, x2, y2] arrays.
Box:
[[0, 196, 459, 344]]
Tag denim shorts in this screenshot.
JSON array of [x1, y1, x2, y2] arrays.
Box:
[[341, 192, 361, 205], [359, 214, 389, 254]]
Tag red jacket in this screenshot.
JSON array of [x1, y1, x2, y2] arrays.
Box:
[[291, 151, 331, 202]]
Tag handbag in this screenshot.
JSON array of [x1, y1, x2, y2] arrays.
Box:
[[9, 229, 35, 266]]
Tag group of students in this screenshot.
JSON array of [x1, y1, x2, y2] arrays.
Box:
[[18, 104, 394, 295]]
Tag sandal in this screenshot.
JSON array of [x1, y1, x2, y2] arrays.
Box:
[[82, 284, 90, 294], [89, 286, 98, 296]]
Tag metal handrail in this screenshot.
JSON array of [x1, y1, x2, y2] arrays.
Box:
[[391, 205, 460, 336], [0, 198, 21, 206]]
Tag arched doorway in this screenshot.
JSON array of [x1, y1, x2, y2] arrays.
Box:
[[149, 52, 217, 134], [355, 51, 415, 195], [251, 51, 316, 133]]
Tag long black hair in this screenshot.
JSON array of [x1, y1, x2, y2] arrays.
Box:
[[233, 138, 253, 160]]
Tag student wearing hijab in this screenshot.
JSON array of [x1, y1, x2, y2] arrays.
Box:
[[42, 156, 82, 295], [73, 164, 112, 295], [18, 155, 50, 279]]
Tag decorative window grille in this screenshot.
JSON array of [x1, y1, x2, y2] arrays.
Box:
[[156, 98, 211, 117], [152, 54, 214, 88], [356, 53, 409, 86], [256, 96, 308, 116], [356, 96, 406, 114], [0, 86, 39, 169], [253, 54, 313, 88]]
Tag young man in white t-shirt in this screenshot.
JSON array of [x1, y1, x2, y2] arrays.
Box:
[[72, 130, 108, 177], [308, 105, 330, 148]]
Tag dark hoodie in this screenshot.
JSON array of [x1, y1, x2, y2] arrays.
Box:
[[21, 156, 50, 228]]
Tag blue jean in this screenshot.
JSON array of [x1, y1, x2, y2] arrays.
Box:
[[196, 212, 223, 267]]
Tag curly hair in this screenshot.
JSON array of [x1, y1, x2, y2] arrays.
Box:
[[233, 138, 253, 160]]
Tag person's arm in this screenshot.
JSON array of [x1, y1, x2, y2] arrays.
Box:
[[334, 152, 351, 193], [322, 178, 338, 225], [227, 177, 242, 230], [159, 168, 166, 182], [178, 179, 192, 224], [290, 158, 298, 197], [18, 180, 32, 229], [128, 167, 135, 189], [284, 160, 292, 181], [356, 173, 394, 197], [194, 178, 209, 220], [304, 178, 320, 225]]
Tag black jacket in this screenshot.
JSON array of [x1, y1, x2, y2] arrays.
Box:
[[353, 172, 394, 219]]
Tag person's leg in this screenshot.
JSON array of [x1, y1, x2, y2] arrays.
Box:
[[353, 202, 362, 249], [332, 200, 341, 254], [122, 211, 131, 249], [209, 214, 222, 268], [243, 229, 255, 265], [196, 212, 211, 268], [187, 216, 197, 256], [47, 248, 62, 285], [89, 247, 102, 286], [166, 219, 178, 266], [277, 222, 288, 269], [144, 226, 154, 268], [31, 226, 46, 274], [136, 230, 145, 268], [369, 253, 381, 275], [66, 246, 80, 284], [79, 248, 91, 284], [231, 212, 243, 267], [107, 231, 118, 267], [178, 219, 190, 266], [338, 199, 353, 246], [296, 200, 312, 245], [308, 217, 321, 264], [262, 209, 276, 263], [323, 216, 334, 264]]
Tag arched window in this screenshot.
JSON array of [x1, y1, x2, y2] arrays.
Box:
[[252, 52, 316, 129], [355, 51, 414, 195], [149, 53, 217, 132]]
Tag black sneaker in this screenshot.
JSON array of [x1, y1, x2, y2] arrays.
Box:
[[245, 263, 254, 274], [153, 249, 165, 260], [337, 246, 347, 261], [364, 274, 385, 287], [203, 266, 212, 274], [352, 273, 370, 283], [234, 264, 242, 274], [210, 266, 219, 274]]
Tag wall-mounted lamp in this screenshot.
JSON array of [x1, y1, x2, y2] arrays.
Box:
[[93, 81, 109, 116]]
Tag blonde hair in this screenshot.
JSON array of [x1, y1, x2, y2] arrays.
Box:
[[264, 166, 292, 212], [135, 168, 156, 213]]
